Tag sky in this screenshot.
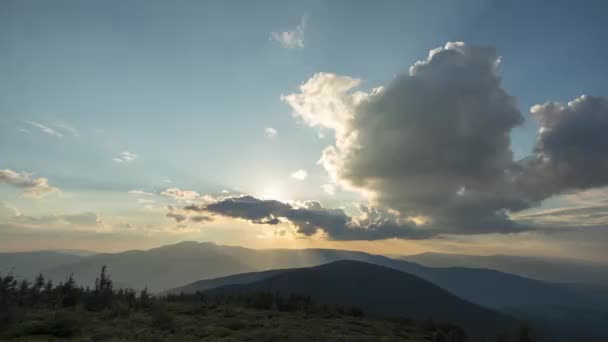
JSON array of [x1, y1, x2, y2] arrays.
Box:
[[1, 0, 608, 261]]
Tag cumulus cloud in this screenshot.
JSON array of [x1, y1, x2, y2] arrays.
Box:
[[181, 195, 432, 240], [283, 42, 530, 234], [0, 169, 58, 198], [517, 95, 608, 201], [264, 127, 278, 139], [161, 188, 200, 200], [291, 169, 308, 181], [113, 151, 138, 163], [271, 15, 307, 49]]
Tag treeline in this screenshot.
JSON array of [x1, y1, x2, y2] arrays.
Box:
[[0, 266, 153, 327], [165, 290, 365, 318], [0, 266, 533, 342]]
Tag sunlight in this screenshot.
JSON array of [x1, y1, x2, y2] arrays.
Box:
[[257, 183, 290, 201]]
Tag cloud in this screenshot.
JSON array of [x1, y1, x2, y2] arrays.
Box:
[[11, 211, 103, 228], [517, 95, 608, 201], [0, 202, 20, 219], [165, 205, 212, 224], [24, 121, 79, 138], [181, 195, 432, 240], [25, 121, 63, 138], [264, 127, 278, 139], [190, 215, 213, 223], [137, 198, 155, 204], [128, 189, 154, 196], [0, 169, 58, 198], [283, 42, 530, 234], [166, 211, 187, 223], [53, 123, 80, 137], [161, 188, 200, 200], [271, 15, 307, 49], [291, 169, 308, 181], [113, 151, 138, 163], [321, 184, 336, 195]]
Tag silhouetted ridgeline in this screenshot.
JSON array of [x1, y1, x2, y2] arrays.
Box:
[[0, 265, 534, 341]]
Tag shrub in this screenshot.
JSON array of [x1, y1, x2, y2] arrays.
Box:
[[150, 304, 176, 333], [48, 312, 81, 338]]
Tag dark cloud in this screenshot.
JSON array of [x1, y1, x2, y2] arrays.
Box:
[[165, 211, 187, 223], [518, 95, 608, 200], [183, 195, 433, 240], [190, 215, 213, 223]]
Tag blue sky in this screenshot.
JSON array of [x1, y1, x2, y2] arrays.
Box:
[[2, 0, 608, 259]]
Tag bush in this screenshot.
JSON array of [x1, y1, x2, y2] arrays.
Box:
[[48, 312, 81, 338], [150, 304, 176, 333]]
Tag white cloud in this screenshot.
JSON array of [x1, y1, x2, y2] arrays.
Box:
[[0, 169, 58, 198], [53, 123, 80, 137], [161, 188, 200, 200], [137, 198, 156, 204], [26, 121, 63, 138], [270, 15, 307, 49], [321, 184, 336, 195], [128, 189, 154, 196], [7, 211, 104, 230], [264, 127, 278, 139], [113, 151, 138, 163], [291, 169, 308, 181]]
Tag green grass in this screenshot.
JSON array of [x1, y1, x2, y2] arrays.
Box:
[[1, 302, 431, 341]]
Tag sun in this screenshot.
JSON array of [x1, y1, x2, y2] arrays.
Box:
[[258, 183, 289, 201]]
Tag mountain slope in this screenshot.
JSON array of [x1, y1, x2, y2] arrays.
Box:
[[164, 268, 287, 295], [204, 260, 517, 338], [39, 241, 608, 311], [0, 251, 83, 279], [401, 252, 608, 286]]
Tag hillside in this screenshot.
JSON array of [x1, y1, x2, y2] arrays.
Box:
[[36, 241, 608, 311], [0, 251, 83, 279], [400, 252, 608, 286], [203, 260, 517, 338]]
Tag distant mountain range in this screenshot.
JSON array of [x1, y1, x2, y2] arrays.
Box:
[[3, 241, 608, 340], [400, 252, 608, 286], [0, 251, 83, 279]]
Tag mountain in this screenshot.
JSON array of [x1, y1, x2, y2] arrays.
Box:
[[38, 241, 607, 310], [9, 241, 608, 339], [0, 251, 84, 279], [164, 268, 287, 295], [40, 241, 378, 292], [400, 252, 608, 286], [203, 260, 517, 338]]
